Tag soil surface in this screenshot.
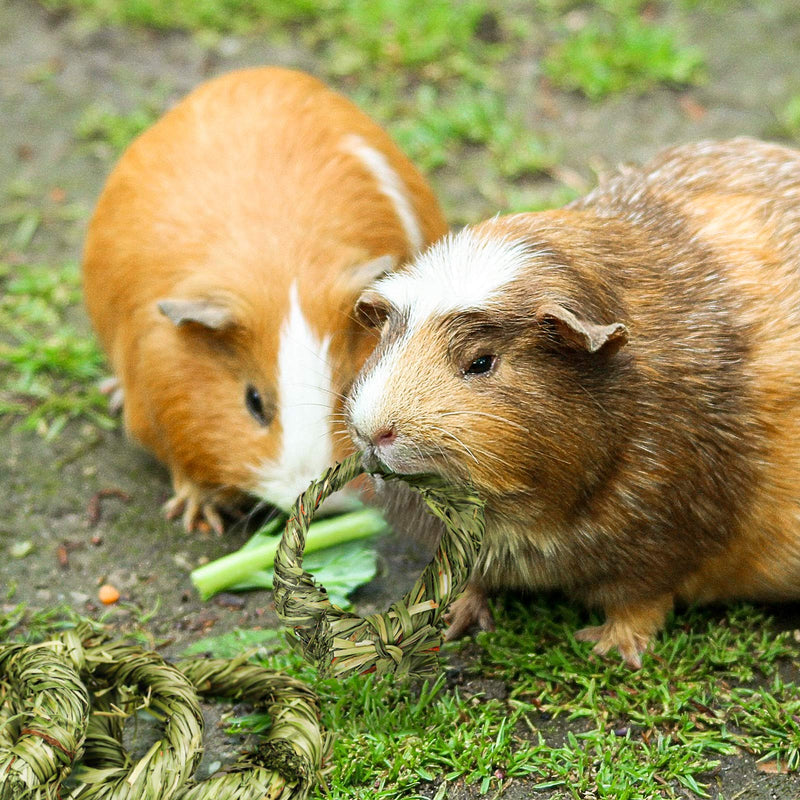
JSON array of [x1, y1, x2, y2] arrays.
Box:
[[2, 0, 800, 797]]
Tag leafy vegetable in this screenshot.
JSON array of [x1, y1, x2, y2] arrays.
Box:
[[190, 508, 386, 605]]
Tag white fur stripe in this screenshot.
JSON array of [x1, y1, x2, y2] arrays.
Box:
[[341, 133, 425, 254], [373, 227, 532, 332], [253, 283, 335, 510], [346, 328, 411, 448]]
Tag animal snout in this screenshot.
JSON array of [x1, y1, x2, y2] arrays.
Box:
[[348, 417, 396, 450], [372, 425, 397, 447], [348, 418, 397, 471]]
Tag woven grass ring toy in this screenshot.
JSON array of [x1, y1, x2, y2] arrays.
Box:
[[0, 625, 324, 800], [273, 451, 485, 679]]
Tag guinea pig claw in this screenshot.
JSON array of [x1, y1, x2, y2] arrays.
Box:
[[575, 623, 650, 670], [182, 498, 225, 536], [575, 595, 672, 669], [444, 584, 495, 641], [200, 504, 225, 536], [98, 376, 124, 414], [163, 490, 225, 535]]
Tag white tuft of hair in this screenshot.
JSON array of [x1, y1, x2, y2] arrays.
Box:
[[373, 227, 532, 332]]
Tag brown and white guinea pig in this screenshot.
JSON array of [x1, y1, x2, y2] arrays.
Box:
[[347, 137, 800, 668], [83, 67, 447, 534]]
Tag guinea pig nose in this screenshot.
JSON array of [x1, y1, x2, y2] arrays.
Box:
[[372, 425, 397, 447]]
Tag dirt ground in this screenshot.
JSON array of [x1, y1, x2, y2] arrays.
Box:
[[2, 0, 800, 797]]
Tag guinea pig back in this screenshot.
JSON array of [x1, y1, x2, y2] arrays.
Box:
[[83, 67, 447, 533], [347, 137, 800, 666]]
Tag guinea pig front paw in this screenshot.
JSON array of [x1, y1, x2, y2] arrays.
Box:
[[574, 594, 673, 669], [444, 583, 496, 641], [163, 482, 226, 536]]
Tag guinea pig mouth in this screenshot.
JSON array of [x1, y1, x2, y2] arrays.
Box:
[[361, 441, 427, 477], [363, 441, 467, 483], [361, 444, 416, 475], [360, 445, 386, 473]]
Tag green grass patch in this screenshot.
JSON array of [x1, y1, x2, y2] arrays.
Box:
[[40, 0, 322, 32], [315, 673, 538, 798], [0, 179, 114, 437], [471, 599, 797, 797], [544, 6, 705, 99], [770, 93, 800, 141], [388, 83, 557, 178], [75, 102, 161, 154], [314, 0, 507, 81], [0, 258, 113, 437], [186, 599, 800, 799], [41, 0, 508, 82]]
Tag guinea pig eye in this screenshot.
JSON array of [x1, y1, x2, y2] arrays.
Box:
[[245, 385, 270, 426], [464, 354, 496, 376]]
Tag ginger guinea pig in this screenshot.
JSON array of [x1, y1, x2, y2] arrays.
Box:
[[347, 137, 800, 668], [83, 67, 447, 533]]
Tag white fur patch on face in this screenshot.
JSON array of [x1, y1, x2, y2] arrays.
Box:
[[373, 227, 531, 332], [346, 329, 410, 456], [253, 284, 340, 511], [341, 133, 424, 254]]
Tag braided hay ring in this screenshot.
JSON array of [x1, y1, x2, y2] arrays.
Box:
[[76, 660, 322, 800], [273, 452, 485, 679], [1, 626, 324, 800], [0, 641, 90, 799], [68, 637, 205, 800], [175, 658, 324, 800]]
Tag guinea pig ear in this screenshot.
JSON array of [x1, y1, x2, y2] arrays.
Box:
[[157, 298, 236, 331], [343, 254, 397, 295], [536, 301, 628, 357], [354, 289, 392, 330]]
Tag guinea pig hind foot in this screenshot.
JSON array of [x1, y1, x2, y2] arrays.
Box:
[[574, 593, 673, 670], [163, 481, 225, 536], [444, 582, 496, 641]]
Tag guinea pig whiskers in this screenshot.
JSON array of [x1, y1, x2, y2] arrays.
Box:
[[288, 399, 340, 412], [427, 425, 480, 465], [450, 439, 509, 469], [242, 498, 283, 533], [576, 382, 609, 415], [440, 409, 531, 434], [322, 387, 350, 403], [294, 382, 351, 408]]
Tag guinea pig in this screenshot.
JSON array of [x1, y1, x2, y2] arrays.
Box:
[[83, 67, 447, 534], [347, 137, 800, 668]]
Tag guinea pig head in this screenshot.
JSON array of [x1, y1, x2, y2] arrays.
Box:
[[346, 217, 631, 516], [150, 251, 391, 514]]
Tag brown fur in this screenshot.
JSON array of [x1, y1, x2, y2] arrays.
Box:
[[349, 138, 800, 665], [83, 67, 447, 531]]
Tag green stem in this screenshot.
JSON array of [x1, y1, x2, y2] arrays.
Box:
[[191, 509, 386, 600]]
